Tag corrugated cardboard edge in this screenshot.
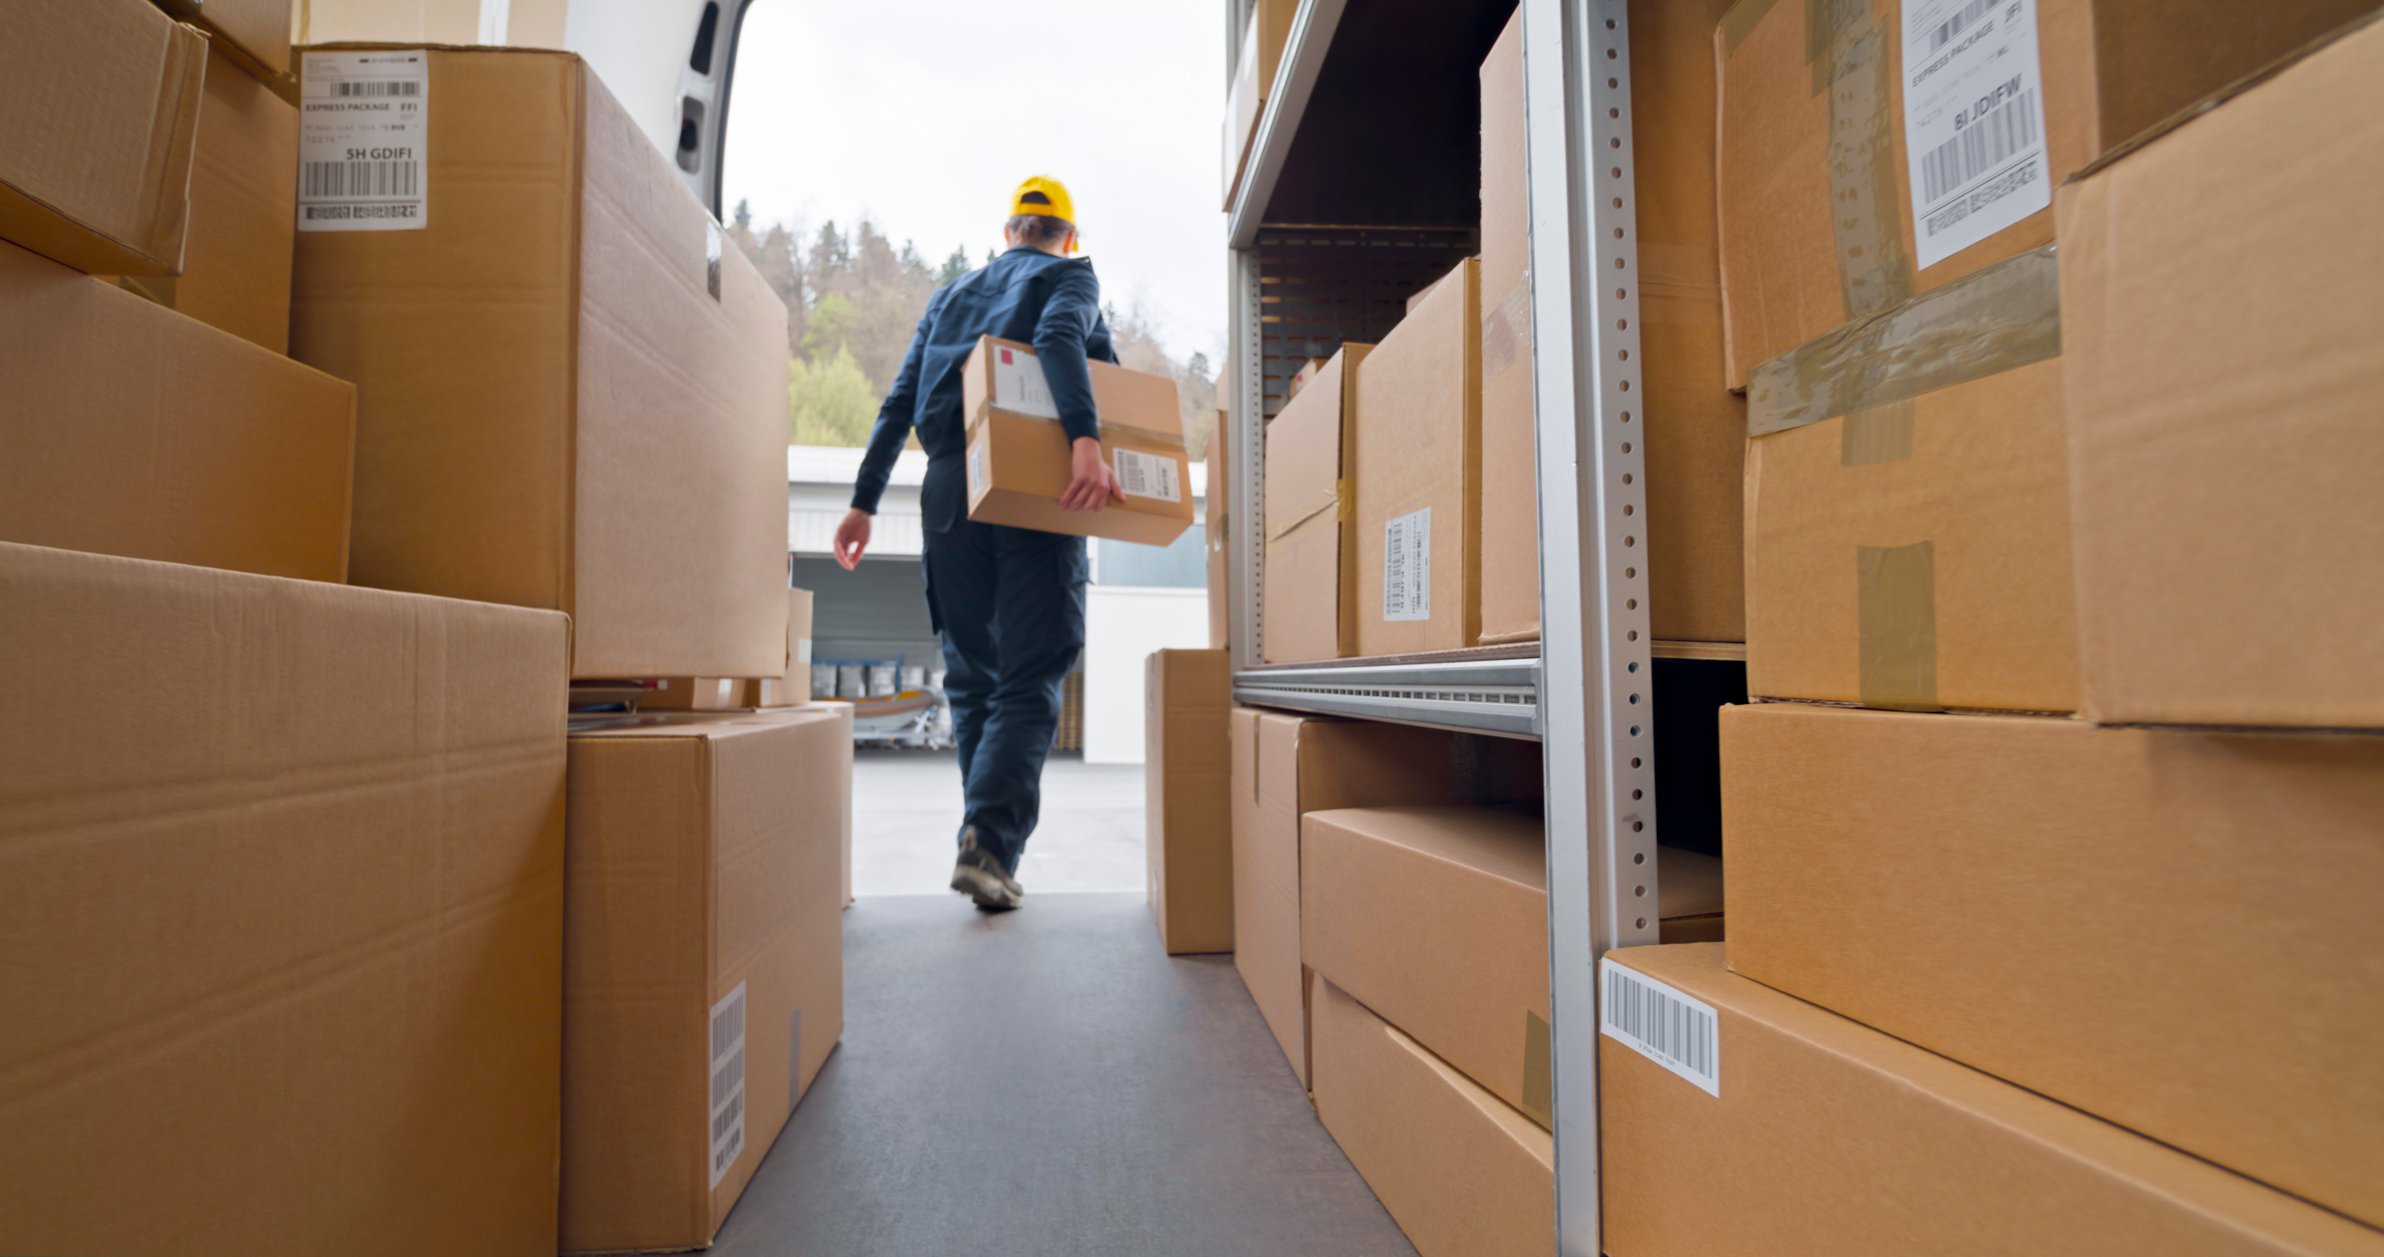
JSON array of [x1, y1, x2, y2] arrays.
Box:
[[2069, 7, 2384, 184]]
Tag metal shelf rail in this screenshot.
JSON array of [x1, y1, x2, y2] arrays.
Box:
[[1220, 1, 1654, 1253]]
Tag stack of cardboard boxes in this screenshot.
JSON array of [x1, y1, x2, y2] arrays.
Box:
[[2, 7, 848, 1252], [1258, 2, 1747, 663], [1603, 6, 2384, 1254]]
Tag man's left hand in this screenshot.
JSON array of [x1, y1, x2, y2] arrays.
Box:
[[1060, 436, 1126, 512]]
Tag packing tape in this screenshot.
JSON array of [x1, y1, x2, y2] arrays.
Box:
[[1745, 245, 2061, 437], [1265, 485, 1342, 545], [1521, 1010, 1553, 1128], [1479, 279, 1533, 380], [972, 402, 1190, 455], [1839, 399, 1915, 466], [1821, 14, 1911, 320], [1858, 540, 1940, 711]]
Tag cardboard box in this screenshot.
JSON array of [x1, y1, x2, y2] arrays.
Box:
[[2060, 14, 2384, 729], [295, 0, 569, 46], [153, 0, 297, 89], [1476, 13, 1538, 645], [0, 240, 355, 582], [0, 0, 203, 276], [1714, 0, 2382, 388], [961, 336, 1193, 546], [1229, 709, 1540, 1084], [291, 46, 790, 680], [1634, 0, 1751, 644], [1743, 250, 2073, 713], [1311, 978, 1552, 1257], [114, 45, 298, 351], [1261, 346, 1366, 662], [562, 706, 850, 1253], [1145, 649, 1232, 954], [1302, 805, 1721, 1126], [1600, 945, 2384, 1257], [645, 587, 816, 710], [749, 586, 817, 707], [0, 541, 569, 1256], [1355, 258, 1480, 655], [1221, 0, 1297, 207], [1721, 700, 2384, 1227]]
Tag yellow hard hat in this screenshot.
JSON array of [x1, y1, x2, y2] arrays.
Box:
[[1010, 175, 1076, 226]]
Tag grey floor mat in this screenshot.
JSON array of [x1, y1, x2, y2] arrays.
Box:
[[708, 892, 1418, 1257]]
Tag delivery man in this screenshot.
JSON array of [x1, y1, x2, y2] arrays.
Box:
[[832, 176, 1121, 912]]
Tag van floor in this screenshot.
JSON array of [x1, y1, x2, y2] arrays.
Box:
[[710, 892, 1418, 1256]]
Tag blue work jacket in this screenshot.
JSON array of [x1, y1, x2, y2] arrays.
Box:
[[850, 246, 1118, 533]]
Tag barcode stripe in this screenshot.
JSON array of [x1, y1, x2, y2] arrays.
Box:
[[1601, 962, 1721, 1094], [330, 79, 421, 97], [1920, 88, 2037, 204], [300, 160, 419, 200], [1928, 0, 1995, 51]]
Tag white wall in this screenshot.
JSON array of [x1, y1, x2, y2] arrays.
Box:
[[1082, 587, 1212, 764]]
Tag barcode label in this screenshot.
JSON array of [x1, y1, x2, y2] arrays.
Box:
[[1382, 507, 1432, 622], [1113, 448, 1182, 503], [328, 79, 421, 97], [1926, 0, 1994, 51], [707, 982, 748, 1188], [969, 439, 990, 498], [299, 52, 430, 232], [300, 160, 420, 200], [1900, 0, 2048, 267], [1599, 959, 1721, 1096], [1918, 88, 2037, 204]]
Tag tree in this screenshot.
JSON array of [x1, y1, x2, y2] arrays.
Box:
[[787, 346, 879, 447], [937, 245, 972, 285]]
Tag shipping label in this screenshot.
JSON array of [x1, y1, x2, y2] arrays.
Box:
[[298, 51, 430, 232], [990, 345, 1061, 420], [1382, 507, 1432, 622], [969, 439, 990, 498], [1599, 959, 1721, 1097], [707, 982, 747, 1189], [1113, 448, 1182, 503], [1899, 0, 2049, 268]]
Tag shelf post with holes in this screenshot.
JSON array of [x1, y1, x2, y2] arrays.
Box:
[[1219, 1, 1654, 1251]]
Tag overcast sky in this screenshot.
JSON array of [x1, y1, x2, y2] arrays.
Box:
[[722, 0, 1229, 360]]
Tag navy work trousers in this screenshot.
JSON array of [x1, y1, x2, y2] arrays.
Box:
[[921, 518, 1088, 875]]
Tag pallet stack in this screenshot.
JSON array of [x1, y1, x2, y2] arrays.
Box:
[[1, 7, 848, 1253], [1601, 6, 2384, 1254]]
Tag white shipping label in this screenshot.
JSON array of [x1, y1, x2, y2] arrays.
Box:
[[1900, 0, 2049, 269], [969, 440, 990, 498], [1113, 448, 1182, 503], [1599, 959, 1721, 1097], [298, 51, 431, 232], [796, 638, 813, 665], [1382, 508, 1432, 622], [989, 344, 1061, 420], [707, 982, 748, 1189]]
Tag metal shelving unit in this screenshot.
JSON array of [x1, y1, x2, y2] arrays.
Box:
[[1221, 1, 1652, 1251]]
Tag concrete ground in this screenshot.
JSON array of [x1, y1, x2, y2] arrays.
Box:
[[709, 894, 1416, 1256], [852, 747, 1147, 897]]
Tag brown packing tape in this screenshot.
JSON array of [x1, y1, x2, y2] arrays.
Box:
[[1858, 540, 1940, 711], [1479, 280, 1533, 380], [1746, 245, 2061, 437], [1821, 15, 1911, 319], [972, 400, 1191, 455], [1838, 399, 1914, 466], [1266, 487, 1342, 545], [1521, 1010, 1553, 1129], [1719, 0, 1786, 52]]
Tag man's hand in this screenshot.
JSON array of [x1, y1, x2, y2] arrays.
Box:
[[1060, 436, 1126, 513], [833, 508, 872, 570]]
